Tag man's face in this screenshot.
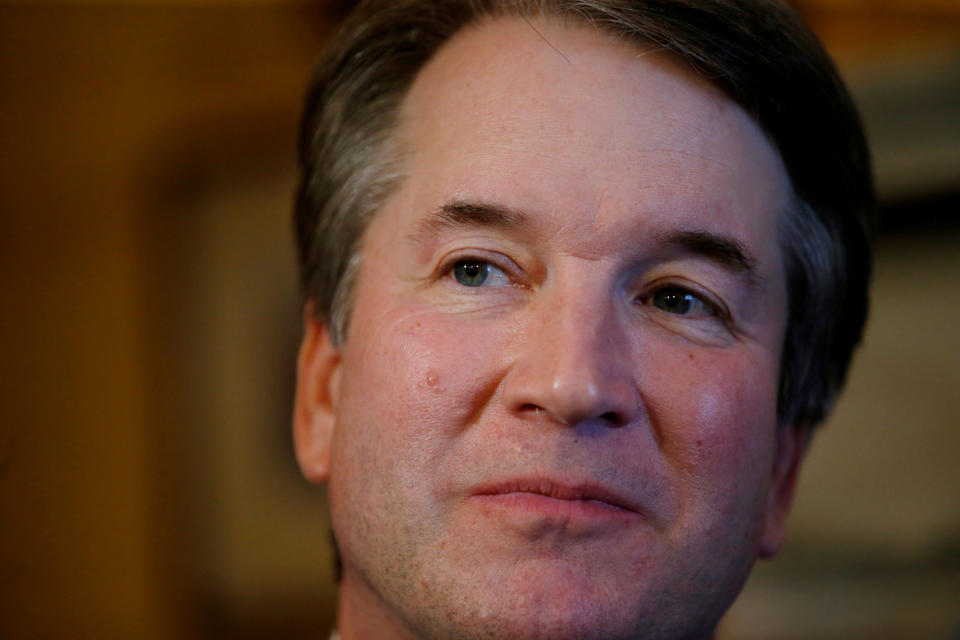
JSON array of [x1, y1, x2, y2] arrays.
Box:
[[296, 18, 805, 640]]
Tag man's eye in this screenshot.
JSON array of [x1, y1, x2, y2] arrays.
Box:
[[650, 287, 716, 317], [451, 260, 511, 287]]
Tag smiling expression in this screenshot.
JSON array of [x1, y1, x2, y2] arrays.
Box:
[[295, 17, 805, 640]]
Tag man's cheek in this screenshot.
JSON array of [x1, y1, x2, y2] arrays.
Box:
[[650, 350, 779, 485], [339, 307, 507, 473]]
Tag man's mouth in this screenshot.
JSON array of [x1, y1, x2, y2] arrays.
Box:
[[468, 477, 643, 520]]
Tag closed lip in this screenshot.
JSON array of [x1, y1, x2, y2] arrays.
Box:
[[468, 477, 643, 515]]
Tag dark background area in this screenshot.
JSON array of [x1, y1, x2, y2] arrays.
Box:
[[1, 1, 958, 638]]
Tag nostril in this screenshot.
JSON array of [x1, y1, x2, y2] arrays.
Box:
[[601, 412, 621, 424]]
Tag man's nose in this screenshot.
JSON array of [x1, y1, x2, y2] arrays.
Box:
[[502, 285, 642, 428]]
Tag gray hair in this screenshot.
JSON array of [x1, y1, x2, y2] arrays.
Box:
[[294, 0, 875, 429]]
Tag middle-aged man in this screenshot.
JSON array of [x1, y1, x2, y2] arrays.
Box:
[[292, 1, 875, 638]]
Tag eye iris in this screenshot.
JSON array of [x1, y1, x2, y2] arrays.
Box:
[[453, 260, 489, 287], [654, 288, 693, 314]]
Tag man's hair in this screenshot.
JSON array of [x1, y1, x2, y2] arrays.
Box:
[[294, 0, 875, 429]]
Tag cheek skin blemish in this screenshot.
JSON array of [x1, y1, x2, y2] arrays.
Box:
[[426, 370, 440, 388], [688, 353, 695, 361]]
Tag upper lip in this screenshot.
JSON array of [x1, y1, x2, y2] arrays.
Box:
[[469, 477, 642, 514]]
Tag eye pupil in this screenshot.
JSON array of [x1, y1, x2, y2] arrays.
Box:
[[453, 260, 489, 287], [653, 288, 694, 314]]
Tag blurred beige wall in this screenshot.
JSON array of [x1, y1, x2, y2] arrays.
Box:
[[0, 2, 958, 639]]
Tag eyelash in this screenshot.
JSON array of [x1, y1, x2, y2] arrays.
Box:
[[437, 256, 731, 323], [438, 253, 520, 288], [637, 281, 730, 322]]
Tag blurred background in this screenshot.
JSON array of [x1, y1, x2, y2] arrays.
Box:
[[0, 1, 957, 638]]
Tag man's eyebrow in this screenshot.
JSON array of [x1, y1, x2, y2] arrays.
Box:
[[407, 200, 529, 243], [408, 205, 761, 282], [658, 229, 761, 283]]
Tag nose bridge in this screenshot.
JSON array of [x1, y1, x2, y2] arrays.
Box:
[[507, 266, 639, 427]]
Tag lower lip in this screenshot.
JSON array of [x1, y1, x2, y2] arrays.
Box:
[[469, 492, 639, 521]]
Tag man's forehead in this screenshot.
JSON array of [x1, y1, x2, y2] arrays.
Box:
[[388, 15, 791, 257], [398, 16, 737, 153]]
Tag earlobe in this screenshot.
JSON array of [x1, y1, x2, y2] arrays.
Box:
[[758, 423, 808, 558], [293, 303, 342, 484]]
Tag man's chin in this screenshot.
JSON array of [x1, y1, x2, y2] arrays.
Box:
[[392, 557, 687, 640]]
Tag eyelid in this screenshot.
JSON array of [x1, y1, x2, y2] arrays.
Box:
[[638, 278, 731, 321], [435, 249, 524, 286]]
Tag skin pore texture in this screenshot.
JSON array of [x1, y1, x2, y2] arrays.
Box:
[[295, 17, 806, 640]]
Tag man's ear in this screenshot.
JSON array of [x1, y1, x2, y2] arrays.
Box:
[[293, 303, 342, 484], [758, 423, 809, 558]]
